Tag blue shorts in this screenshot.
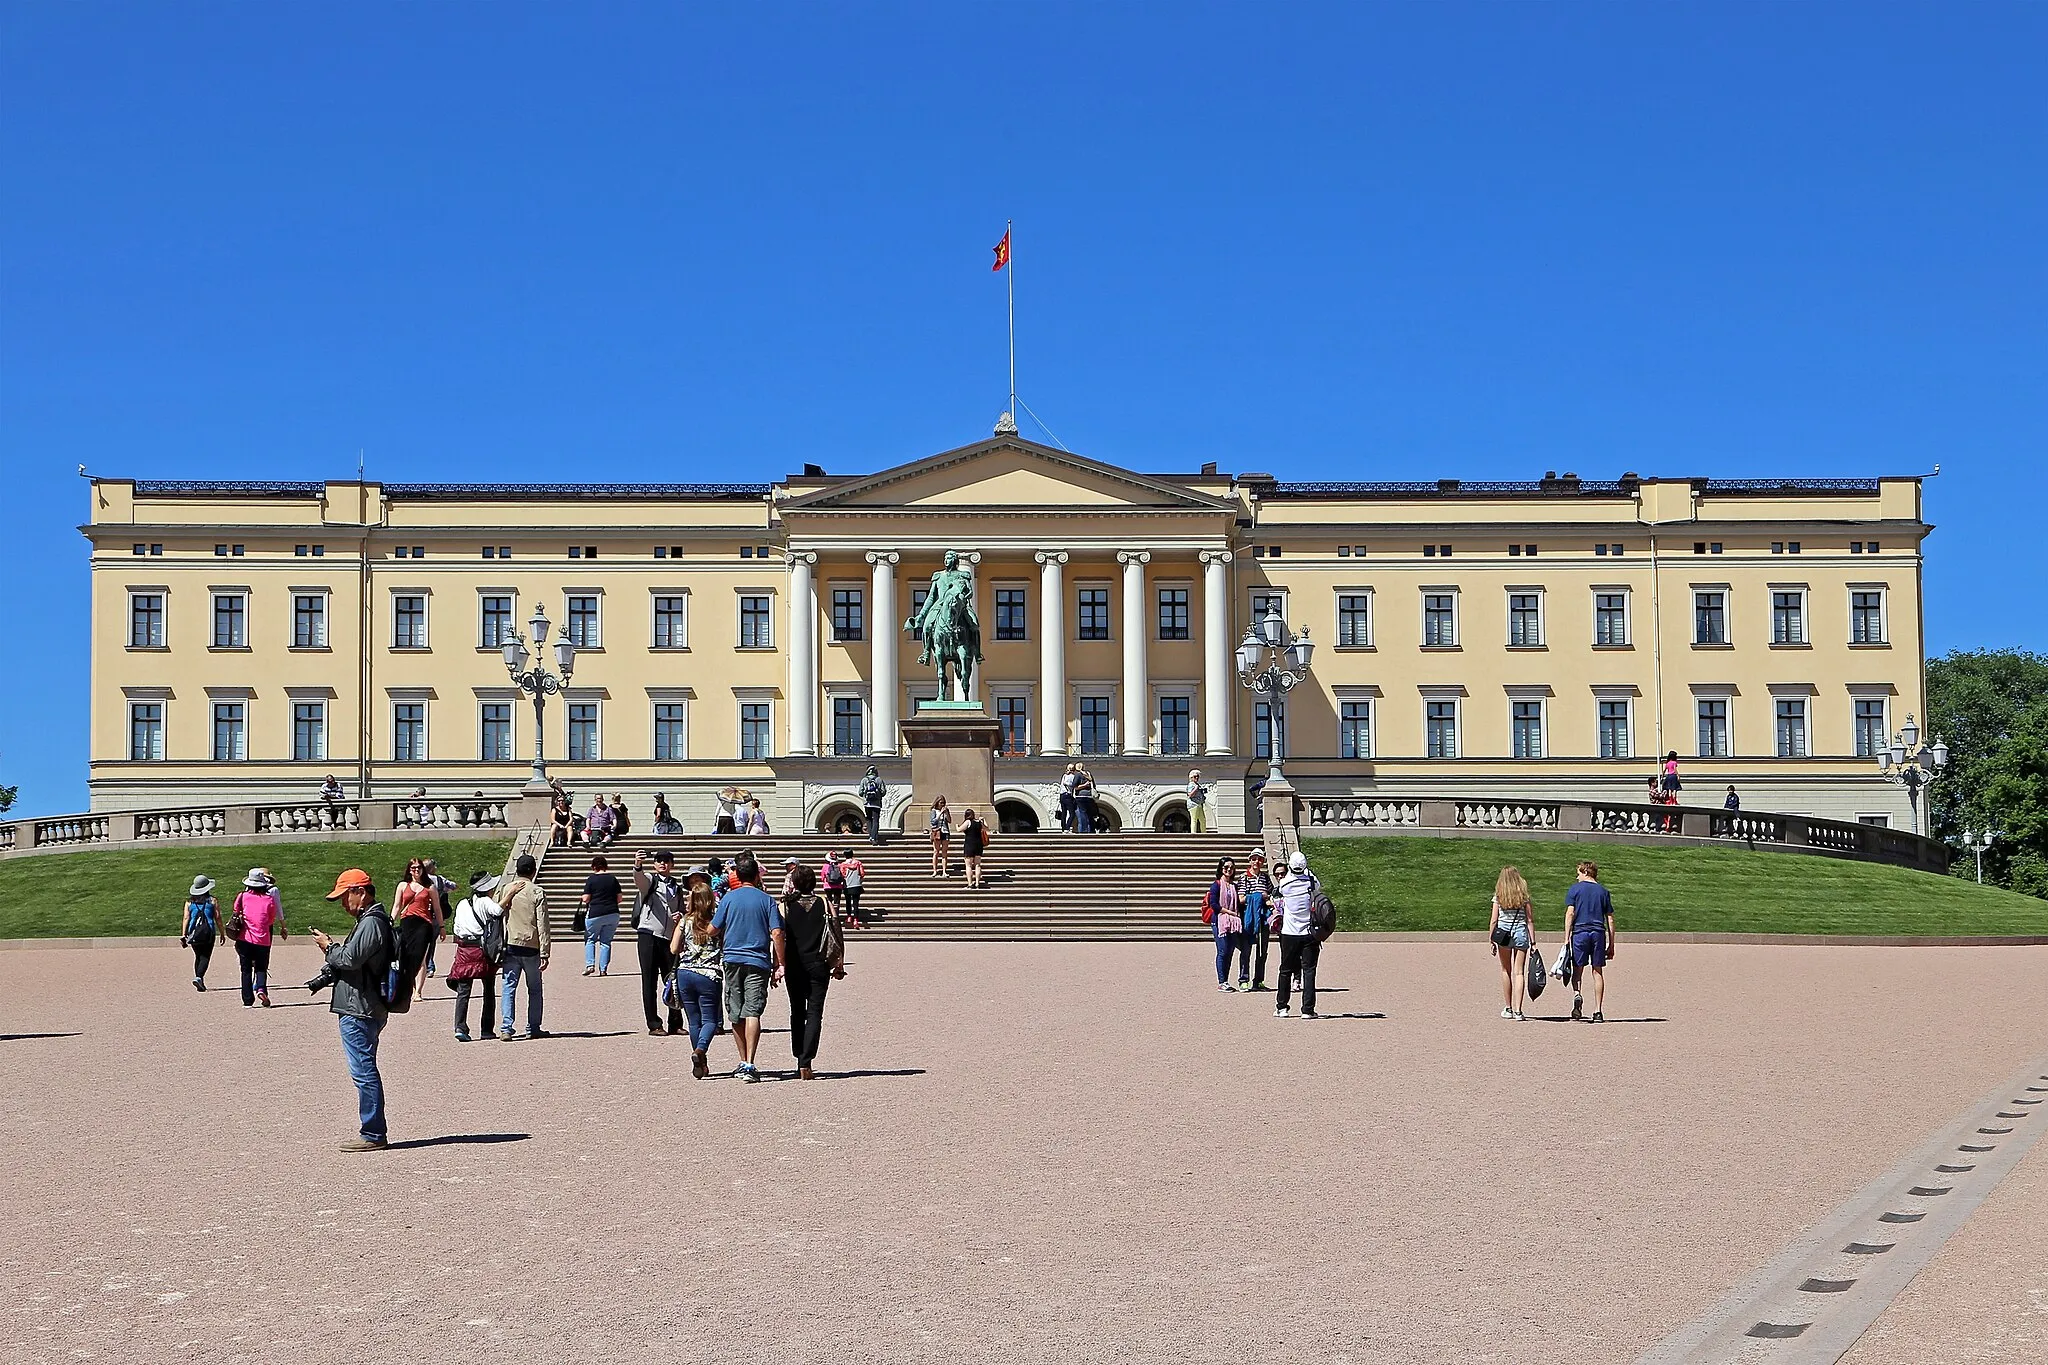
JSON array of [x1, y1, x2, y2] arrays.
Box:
[[1571, 930, 1608, 971]]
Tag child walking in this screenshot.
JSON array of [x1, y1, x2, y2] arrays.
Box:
[[182, 875, 219, 991]]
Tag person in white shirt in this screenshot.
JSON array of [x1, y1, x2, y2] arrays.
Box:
[[1187, 769, 1210, 833], [448, 871, 505, 1042], [1273, 850, 1322, 1019]]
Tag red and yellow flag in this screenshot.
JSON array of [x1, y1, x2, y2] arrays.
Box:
[[991, 229, 1011, 272]]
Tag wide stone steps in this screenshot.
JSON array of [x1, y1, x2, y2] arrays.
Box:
[[533, 833, 1237, 941]]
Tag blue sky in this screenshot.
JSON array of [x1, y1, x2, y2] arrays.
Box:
[[3, 3, 2043, 816]]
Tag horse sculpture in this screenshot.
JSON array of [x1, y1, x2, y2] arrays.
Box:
[[906, 549, 984, 702]]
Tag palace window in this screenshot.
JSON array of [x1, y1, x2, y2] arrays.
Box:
[[1158, 695, 1191, 755], [130, 703, 164, 760], [1157, 588, 1190, 641], [1775, 698, 1809, 757], [1771, 591, 1805, 646], [481, 596, 515, 648], [1696, 699, 1730, 758], [908, 586, 929, 641], [995, 587, 1028, 641], [566, 596, 601, 648], [1425, 700, 1459, 758], [1078, 587, 1110, 641], [1254, 701, 1284, 761], [392, 595, 426, 649], [1598, 700, 1631, 759], [1511, 701, 1545, 759], [832, 696, 865, 757], [654, 703, 690, 762], [130, 593, 166, 648], [567, 703, 600, 762], [1423, 593, 1457, 647], [1694, 591, 1727, 645], [997, 695, 1030, 755], [212, 702, 246, 762], [479, 704, 513, 762], [293, 702, 327, 761], [292, 594, 328, 649], [1851, 591, 1886, 645], [831, 587, 864, 643], [1337, 594, 1372, 648], [1340, 699, 1372, 760], [739, 596, 772, 649], [1595, 592, 1629, 646], [1508, 593, 1543, 647], [392, 704, 425, 762], [740, 702, 772, 761], [1079, 696, 1113, 755], [653, 596, 688, 649], [213, 593, 247, 649], [1854, 698, 1887, 758]]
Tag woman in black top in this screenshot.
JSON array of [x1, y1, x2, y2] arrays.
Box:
[[960, 809, 990, 889], [780, 866, 844, 1080]]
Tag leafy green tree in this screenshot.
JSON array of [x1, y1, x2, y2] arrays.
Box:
[[0, 782, 14, 815], [1926, 649, 2048, 897]]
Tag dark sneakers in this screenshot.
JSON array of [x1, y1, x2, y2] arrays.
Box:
[[338, 1137, 387, 1153]]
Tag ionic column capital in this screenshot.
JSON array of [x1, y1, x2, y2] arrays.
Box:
[[1199, 549, 1234, 567], [788, 550, 819, 568], [1117, 550, 1152, 566], [864, 551, 900, 566], [1034, 550, 1069, 566], [960, 551, 982, 566]]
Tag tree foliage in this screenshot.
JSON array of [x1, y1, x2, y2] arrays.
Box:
[[1926, 649, 2048, 897], [0, 782, 14, 815]]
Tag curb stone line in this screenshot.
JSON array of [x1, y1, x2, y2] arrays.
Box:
[[1633, 1052, 2048, 1364]]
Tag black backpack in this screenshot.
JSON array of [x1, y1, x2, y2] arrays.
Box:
[[1308, 876, 1338, 942]]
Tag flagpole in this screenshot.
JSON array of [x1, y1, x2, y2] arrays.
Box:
[[1006, 218, 1016, 423]]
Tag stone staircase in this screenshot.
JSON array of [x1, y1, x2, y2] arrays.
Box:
[[533, 833, 1235, 941]]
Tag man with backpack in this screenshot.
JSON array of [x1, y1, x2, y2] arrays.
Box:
[[1273, 850, 1327, 1019], [859, 766, 887, 844], [310, 868, 396, 1152]]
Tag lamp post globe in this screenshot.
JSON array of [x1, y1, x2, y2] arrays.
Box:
[[1237, 607, 1312, 788]]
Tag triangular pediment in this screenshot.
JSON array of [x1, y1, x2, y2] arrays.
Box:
[[780, 437, 1237, 514]]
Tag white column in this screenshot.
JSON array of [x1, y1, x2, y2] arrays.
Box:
[[1201, 549, 1234, 754], [866, 551, 899, 754], [787, 551, 818, 755], [1035, 551, 1068, 754], [1119, 550, 1151, 754]]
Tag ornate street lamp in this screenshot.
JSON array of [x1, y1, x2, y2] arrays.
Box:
[[1236, 601, 1314, 786], [1961, 827, 1997, 885], [1876, 711, 1946, 836], [503, 603, 577, 787]]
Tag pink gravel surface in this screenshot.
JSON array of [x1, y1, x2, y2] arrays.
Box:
[[3, 941, 2045, 1365]]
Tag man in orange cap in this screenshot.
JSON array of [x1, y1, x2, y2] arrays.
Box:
[[310, 868, 396, 1151]]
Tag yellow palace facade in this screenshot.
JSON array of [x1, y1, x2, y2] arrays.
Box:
[[86, 435, 1928, 832]]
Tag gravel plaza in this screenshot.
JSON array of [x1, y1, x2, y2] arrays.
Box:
[[2, 939, 2045, 1364]]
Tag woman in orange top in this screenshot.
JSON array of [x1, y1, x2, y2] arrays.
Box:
[[392, 857, 441, 1002]]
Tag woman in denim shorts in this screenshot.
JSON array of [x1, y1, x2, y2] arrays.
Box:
[[1489, 866, 1536, 1020]]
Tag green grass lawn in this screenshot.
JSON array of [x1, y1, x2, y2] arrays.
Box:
[[0, 839, 514, 939], [1305, 836, 2048, 936]]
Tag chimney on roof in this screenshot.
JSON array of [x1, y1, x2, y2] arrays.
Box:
[[803, 463, 826, 477], [1200, 461, 1218, 476]]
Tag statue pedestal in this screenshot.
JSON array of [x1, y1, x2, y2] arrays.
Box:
[[902, 704, 1001, 823]]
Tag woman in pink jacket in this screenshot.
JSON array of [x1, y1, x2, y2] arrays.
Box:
[[228, 868, 287, 1007]]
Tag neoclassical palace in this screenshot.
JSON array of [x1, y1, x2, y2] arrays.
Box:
[[86, 435, 1928, 832]]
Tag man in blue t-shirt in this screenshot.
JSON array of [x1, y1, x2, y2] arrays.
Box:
[[1564, 860, 1616, 1023], [710, 853, 785, 1083]]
